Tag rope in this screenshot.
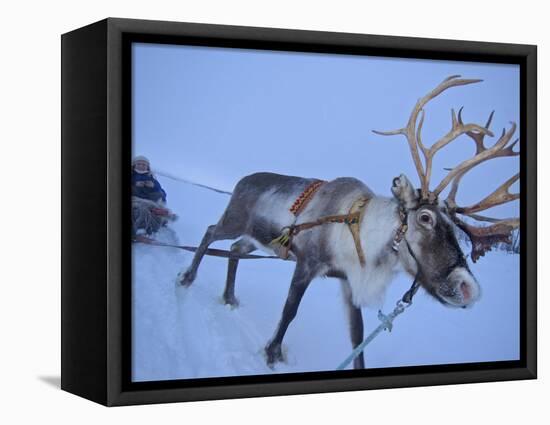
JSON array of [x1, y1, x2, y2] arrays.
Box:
[[154, 170, 233, 195], [132, 236, 284, 260], [335, 279, 420, 370]]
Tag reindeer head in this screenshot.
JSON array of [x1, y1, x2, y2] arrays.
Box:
[[375, 75, 519, 308]]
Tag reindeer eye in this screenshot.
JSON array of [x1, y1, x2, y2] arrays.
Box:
[[418, 212, 433, 226]]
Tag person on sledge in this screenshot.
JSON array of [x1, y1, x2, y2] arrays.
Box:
[[131, 156, 175, 237], [132, 156, 167, 204]]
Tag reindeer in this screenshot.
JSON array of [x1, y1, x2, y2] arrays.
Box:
[[178, 75, 519, 369]]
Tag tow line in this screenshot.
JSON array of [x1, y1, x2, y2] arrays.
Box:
[[132, 235, 283, 260]]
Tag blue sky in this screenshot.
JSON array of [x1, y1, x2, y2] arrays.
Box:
[[132, 42, 519, 221]]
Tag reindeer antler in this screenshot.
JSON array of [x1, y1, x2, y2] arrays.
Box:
[[373, 75, 520, 261], [373, 75, 492, 201]]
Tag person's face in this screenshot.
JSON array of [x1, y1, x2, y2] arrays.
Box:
[[134, 161, 149, 173]]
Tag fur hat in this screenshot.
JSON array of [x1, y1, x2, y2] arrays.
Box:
[[132, 155, 150, 166]]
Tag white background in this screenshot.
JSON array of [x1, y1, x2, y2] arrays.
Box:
[[1, 0, 546, 423]]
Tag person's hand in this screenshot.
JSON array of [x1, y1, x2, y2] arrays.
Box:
[[144, 181, 155, 188]]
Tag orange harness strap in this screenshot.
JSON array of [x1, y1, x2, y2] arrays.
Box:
[[289, 180, 325, 216]]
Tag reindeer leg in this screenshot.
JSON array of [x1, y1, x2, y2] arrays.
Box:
[[223, 238, 256, 307], [340, 279, 365, 369], [178, 224, 217, 286], [265, 261, 316, 366], [178, 224, 239, 287]]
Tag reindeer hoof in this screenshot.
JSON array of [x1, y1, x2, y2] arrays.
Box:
[[265, 343, 284, 366], [178, 269, 196, 287], [223, 295, 240, 308]]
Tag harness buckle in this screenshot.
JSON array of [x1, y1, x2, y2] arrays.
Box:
[[377, 310, 393, 332]]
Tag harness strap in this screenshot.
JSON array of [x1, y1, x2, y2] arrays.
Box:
[[290, 180, 325, 216], [271, 195, 371, 266], [392, 206, 409, 251], [401, 274, 421, 304], [347, 197, 370, 266]]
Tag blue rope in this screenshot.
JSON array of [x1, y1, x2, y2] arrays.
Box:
[[335, 299, 412, 371]]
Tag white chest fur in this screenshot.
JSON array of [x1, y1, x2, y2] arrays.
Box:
[[329, 197, 400, 308]]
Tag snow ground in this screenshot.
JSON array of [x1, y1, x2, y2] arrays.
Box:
[[131, 175, 520, 382]]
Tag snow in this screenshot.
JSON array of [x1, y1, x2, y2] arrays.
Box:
[[131, 175, 520, 382]]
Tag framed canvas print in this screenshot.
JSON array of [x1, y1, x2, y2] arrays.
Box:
[[61, 18, 537, 406]]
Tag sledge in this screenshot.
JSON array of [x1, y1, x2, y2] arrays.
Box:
[[132, 196, 178, 237]]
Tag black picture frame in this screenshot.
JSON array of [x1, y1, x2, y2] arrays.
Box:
[[61, 17, 537, 406]]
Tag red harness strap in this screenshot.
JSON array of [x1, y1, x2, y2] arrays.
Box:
[[289, 180, 326, 216]]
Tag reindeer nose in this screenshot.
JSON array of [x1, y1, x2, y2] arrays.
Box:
[[460, 281, 472, 302], [445, 267, 480, 307]]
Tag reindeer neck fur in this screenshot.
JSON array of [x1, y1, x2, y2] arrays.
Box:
[[327, 196, 403, 308]]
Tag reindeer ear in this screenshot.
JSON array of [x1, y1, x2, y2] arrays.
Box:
[[391, 174, 419, 209]]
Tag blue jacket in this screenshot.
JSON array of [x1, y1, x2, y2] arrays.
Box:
[[132, 171, 167, 203]]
